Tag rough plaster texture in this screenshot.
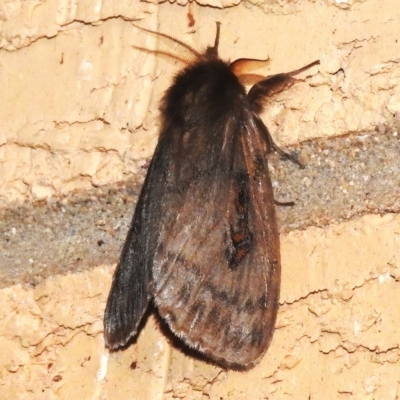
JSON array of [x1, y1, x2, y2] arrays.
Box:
[[1, 0, 400, 398], [2, 0, 400, 204], [2, 216, 400, 398]]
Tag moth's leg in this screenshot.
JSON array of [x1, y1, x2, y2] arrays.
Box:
[[253, 116, 300, 205], [283, 60, 320, 78], [254, 116, 304, 169], [274, 199, 295, 207], [248, 60, 320, 115], [267, 129, 304, 169]]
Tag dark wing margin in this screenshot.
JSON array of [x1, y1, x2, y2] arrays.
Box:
[[151, 111, 280, 369], [103, 133, 174, 349]]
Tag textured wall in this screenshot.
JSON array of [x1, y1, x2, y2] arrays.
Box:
[[1, 0, 400, 398]]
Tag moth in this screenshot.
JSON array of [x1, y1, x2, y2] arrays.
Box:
[[104, 23, 319, 369]]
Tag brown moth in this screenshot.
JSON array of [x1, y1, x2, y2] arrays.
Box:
[[104, 23, 319, 369]]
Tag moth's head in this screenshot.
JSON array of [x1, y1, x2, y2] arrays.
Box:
[[204, 23, 271, 86]]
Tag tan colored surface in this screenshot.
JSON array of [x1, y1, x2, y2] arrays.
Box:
[[1, 0, 400, 398], [1, 0, 400, 203], [1, 215, 400, 398]]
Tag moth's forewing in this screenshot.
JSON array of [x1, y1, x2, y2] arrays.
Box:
[[150, 59, 281, 369], [104, 133, 175, 349]]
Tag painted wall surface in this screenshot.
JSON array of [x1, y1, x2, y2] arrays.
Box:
[[1, 0, 400, 398]]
